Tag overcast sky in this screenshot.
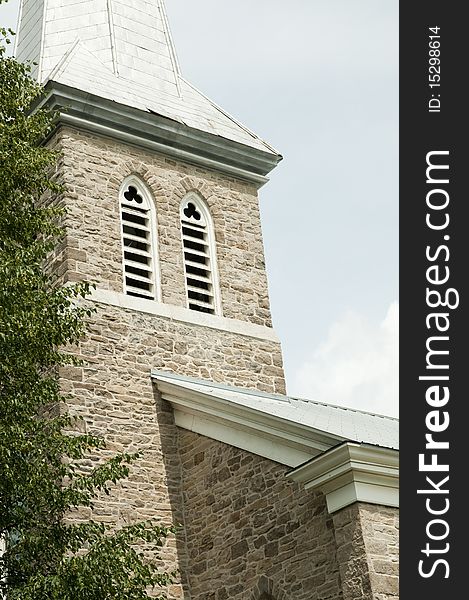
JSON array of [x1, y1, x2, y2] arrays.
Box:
[[1, 0, 398, 417]]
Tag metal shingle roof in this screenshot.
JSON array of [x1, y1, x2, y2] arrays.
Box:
[[16, 0, 279, 156], [152, 370, 399, 451]]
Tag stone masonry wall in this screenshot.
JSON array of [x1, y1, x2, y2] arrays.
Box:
[[51, 126, 275, 328], [63, 300, 286, 598], [332, 504, 399, 600], [47, 125, 398, 600], [332, 505, 373, 600], [50, 125, 288, 598], [50, 124, 286, 393], [178, 430, 343, 600], [359, 504, 399, 600]]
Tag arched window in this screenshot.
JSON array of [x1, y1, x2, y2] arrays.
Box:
[[180, 193, 221, 315], [119, 176, 160, 301]]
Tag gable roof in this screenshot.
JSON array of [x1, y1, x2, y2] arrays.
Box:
[[16, 0, 280, 158], [152, 370, 398, 468]]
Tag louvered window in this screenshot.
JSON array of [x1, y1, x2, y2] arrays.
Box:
[[181, 195, 221, 315], [120, 178, 159, 300]]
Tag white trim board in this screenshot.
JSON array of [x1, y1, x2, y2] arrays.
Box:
[[288, 443, 399, 512], [174, 410, 315, 467], [154, 375, 399, 510], [90, 288, 280, 342], [153, 373, 346, 467]]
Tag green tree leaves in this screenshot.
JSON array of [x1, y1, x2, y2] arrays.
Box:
[[0, 21, 177, 600]]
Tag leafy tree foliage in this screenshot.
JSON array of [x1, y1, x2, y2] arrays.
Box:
[[0, 15, 177, 600]]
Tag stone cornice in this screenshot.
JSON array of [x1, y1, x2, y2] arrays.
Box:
[[38, 82, 282, 188], [288, 442, 399, 512]]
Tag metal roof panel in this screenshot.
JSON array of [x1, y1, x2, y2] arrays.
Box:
[[151, 370, 399, 451], [16, 0, 279, 157]]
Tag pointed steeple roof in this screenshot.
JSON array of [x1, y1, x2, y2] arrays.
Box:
[[16, 0, 280, 162]]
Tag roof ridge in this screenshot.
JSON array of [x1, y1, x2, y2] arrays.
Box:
[[157, 0, 182, 79], [290, 395, 399, 421], [45, 38, 116, 85], [180, 77, 281, 156], [44, 37, 81, 84]]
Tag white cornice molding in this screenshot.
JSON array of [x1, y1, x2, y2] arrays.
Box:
[[39, 83, 281, 187], [90, 288, 280, 343], [288, 443, 399, 512], [153, 375, 345, 467], [152, 374, 399, 510]]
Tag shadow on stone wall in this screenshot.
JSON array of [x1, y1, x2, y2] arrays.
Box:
[[332, 505, 373, 600], [164, 422, 344, 600], [153, 385, 192, 598]]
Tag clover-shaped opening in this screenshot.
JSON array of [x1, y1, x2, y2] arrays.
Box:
[[183, 202, 201, 221], [124, 185, 143, 205]]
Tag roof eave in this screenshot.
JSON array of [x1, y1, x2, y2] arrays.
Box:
[[288, 442, 399, 512], [152, 372, 399, 510], [39, 81, 283, 188], [152, 373, 344, 468]]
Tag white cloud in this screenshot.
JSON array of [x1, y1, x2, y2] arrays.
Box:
[[290, 302, 399, 417]]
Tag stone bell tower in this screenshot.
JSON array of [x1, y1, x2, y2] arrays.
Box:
[[16, 0, 285, 392], [16, 1, 285, 596]]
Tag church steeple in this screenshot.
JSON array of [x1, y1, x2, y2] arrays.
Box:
[[16, 0, 181, 94], [16, 0, 281, 170]]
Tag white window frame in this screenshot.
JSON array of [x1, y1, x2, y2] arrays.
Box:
[[180, 192, 222, 316], [119, 175, 162, 302]]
